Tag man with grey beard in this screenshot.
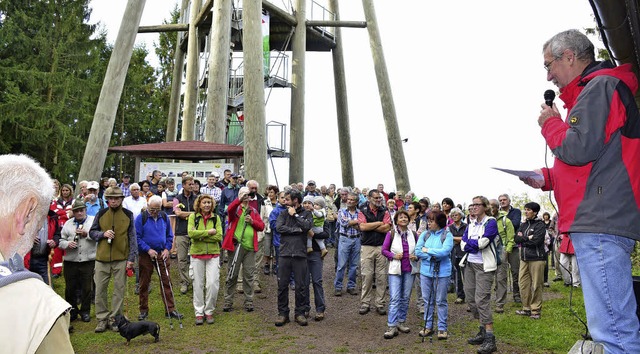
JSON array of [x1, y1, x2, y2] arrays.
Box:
[[0, 154, 74, 353]]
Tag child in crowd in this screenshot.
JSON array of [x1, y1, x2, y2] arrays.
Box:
[[305, 196, 328, 258]]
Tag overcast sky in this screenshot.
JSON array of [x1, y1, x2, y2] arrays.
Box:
[[89, 0, 600, 206]]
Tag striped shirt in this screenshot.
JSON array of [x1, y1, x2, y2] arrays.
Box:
[[200, 185, 222, 202]]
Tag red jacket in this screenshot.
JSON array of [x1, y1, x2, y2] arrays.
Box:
[[221, 198, 265, 252], [541, 62, 640, 240]]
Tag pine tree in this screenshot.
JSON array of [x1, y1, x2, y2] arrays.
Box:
[[0, 0, 106, 180]]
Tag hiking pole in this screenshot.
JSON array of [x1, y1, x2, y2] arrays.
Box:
[[430, 259, 440, 344], [154, 257, 173, 330], [162, 257, 183, 329]]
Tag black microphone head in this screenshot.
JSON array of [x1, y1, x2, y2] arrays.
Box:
[[544, 90, 555, 102]]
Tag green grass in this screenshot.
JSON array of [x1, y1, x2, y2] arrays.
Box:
[[52, 259, 593, 353]]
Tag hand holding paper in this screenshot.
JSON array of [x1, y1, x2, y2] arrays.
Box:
[[492, 167, 545, 189]]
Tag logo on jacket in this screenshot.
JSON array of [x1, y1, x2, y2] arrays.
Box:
[[569, 116, 579, 125]]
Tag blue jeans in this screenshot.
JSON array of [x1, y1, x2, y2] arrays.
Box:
[[305, 251, 326, 313], [421, 275, 450, 331], [572, 233, 640, 353], [387, 272, 414, 326], [334, 236, 360, 291]]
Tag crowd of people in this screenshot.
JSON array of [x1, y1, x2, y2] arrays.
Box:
[[32, 164, 582, 354], [3, 29, 640, 353]]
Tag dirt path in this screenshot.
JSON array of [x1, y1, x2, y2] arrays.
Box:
[[249, 248, 538, 353]]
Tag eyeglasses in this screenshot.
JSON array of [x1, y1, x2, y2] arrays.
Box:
[[544, 56, 561, 72], [148, 208, 160, 212], [469, 203, 484, 207]]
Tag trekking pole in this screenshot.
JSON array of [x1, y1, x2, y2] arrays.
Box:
[[162, 257, 183, 329], [154, 257, 173, 330]]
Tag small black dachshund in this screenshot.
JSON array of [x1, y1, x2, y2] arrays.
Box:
[[113, 314, 160, 345]]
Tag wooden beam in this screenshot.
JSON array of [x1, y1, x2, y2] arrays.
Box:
[[306, 20, 366, 28], [138, 23, 189, 33]]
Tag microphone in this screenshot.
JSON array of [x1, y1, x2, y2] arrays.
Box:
[[544, 90, 555, 107]]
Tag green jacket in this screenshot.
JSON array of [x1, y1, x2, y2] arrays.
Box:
[[188, 212, 223, 256], [497, 211, 516, 253]]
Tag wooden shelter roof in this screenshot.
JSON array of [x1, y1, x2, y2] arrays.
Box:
[[108, 141, 244, 161]]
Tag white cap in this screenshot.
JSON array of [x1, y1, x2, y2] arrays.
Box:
[[87, 181, 99, 190], [212, 171, 220, 178]]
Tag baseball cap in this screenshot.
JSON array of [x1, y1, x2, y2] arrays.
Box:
[[87, 181, 99, 190], [212, 171, 220, 178], [230, 173, 238, 178], [123, 174, 131, 179], [307, 180, 316, 186]]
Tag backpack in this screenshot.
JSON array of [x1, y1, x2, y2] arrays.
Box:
[[0, 254, 42, 289], [193, 214, 217, 230], [142, 211, 169, 227]]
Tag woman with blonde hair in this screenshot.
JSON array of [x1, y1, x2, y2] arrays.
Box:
[[460, 196, 499, 354], [188, 194, 223, 325]]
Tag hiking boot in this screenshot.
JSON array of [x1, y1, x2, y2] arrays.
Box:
[[205, 314, 214, 324], [253, 283, 262, 294], [495, 306, 504, 313], [138, 312, 148, 321], [468, 326, 486, 345], [419, 327, 434, 337], [477, 333, 497, 354], [314, 312, 325, 321], [244, 303, 254, 312], [384, 326, 398, 339], [530, 313, 541, 319], [334, 289, 342, 296], [275, 315, 290, 327], [376, 307, 387, 316], [513, 295, 521, 303], [455, 297, 465, 304], [81, 313, 91, 323], [515, 309, 531, 316], [397, 322, 410, 333], [295, 315, 308, 326], [358, 305, 370, 315], [347, 288, 358, 295], [94, 320, 107, 333], [222, 303, 233, 312], [195, 316, 204, 325], [438, 330, 449, 340]]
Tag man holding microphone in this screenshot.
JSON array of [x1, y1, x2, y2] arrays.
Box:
[[523, 29, 640, 353]]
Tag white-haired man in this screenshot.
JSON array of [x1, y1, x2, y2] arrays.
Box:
[[123, 183, 147, 220], [0, 154, 74, 353], [135, 195, 181, 321]]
